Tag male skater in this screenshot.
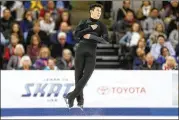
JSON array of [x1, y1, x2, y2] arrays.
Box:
[[64, 4, 109, 109]]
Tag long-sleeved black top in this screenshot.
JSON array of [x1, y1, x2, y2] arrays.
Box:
[[74, 17, 109, 44]]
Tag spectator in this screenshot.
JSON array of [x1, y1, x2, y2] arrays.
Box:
[[10, 1, 24, 22], [140, 53, 161, 70], [56, 49, 74, 70], [20, 10, 33, 36], [55, 10, 72, 30], [0, 44, 4, 69], [18, 55, 34, 70], [167, 20, 177, 37], [150, 35, 175, 59], [149, 23, 167, 46], [142, 8, 165, 38], [27, 35, 41, 63], [176, 43, 179, 56], [136, 0, 152, 20], [160, 0, 179, 20], [0, 2, 6, 18], [56, 1, 65, 14], [169, 24, 178, 49], [0, 32, 8, 46], [113, 10, 137, 37], [4, 22, 24, 44], [23, 0, 45, 20], [51, 22, 75, 45], [157, 46, 178, 66], [116, 0, 135, 21], [56, 1, 72, 14], [44, 58, 58, 70], [3, 34, 19, 62], [33, 46, 50, 70], [162, 56, 178, 70], [119, 22, 142, 47], [7, 44, 24, 70], [133, 48, 146, 70], [0, 9, 14, 37], [26, 21, 49, 46], [51, 32, 74, 58], [39, 0, 59, 21], [40, 12, 55, 34], [132, 38, 150, 57]]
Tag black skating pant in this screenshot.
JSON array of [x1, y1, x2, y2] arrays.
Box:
[[68, 41, 97, 104]]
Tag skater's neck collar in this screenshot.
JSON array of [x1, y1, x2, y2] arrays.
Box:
[[89, 17, 98, 22]]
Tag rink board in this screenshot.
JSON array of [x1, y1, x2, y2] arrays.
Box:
[[1, 70, 178, 116]]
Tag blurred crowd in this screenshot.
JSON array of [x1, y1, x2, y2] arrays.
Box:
[[112, 0, 178, 70], [0, 0, 178, 70], [0, 0, 75, 70]]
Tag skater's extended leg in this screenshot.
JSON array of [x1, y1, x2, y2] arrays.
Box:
[[64, 44, 85, 108], [68, 51, 96, 101], [74, 49, 85, 105]]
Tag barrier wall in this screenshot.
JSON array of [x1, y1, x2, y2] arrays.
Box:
[[1, 70, 178, 116]]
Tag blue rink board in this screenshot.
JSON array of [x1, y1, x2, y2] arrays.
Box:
[[1, 108, 178, 116]]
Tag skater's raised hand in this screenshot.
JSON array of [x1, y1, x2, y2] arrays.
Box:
[[83, 34, 90, 39], [91, 24, 98, 30]]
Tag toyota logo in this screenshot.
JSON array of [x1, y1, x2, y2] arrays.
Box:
[[97, 86, 110, 95]]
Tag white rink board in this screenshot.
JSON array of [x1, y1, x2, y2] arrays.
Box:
[[1, 70, 178, 108]]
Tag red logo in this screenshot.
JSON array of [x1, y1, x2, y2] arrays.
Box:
[[97, 86, 110, 95]]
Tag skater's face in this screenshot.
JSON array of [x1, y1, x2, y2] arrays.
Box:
[[90, 7, 102, 20]]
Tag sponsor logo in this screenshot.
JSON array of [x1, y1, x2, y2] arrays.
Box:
[[97, 86, 146, 95], [97, 86, 111, 95], [22, 83, 74, 97]]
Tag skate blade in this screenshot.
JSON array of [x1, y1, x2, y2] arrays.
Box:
[[78, 105, 84, 111], [63, 97, 70, 108], [79, 107, 83, 111]]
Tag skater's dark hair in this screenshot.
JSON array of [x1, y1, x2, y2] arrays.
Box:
[[89, 4, 103, 12]]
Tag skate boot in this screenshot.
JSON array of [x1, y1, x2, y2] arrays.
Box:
[[63, 94, 74, 109]]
